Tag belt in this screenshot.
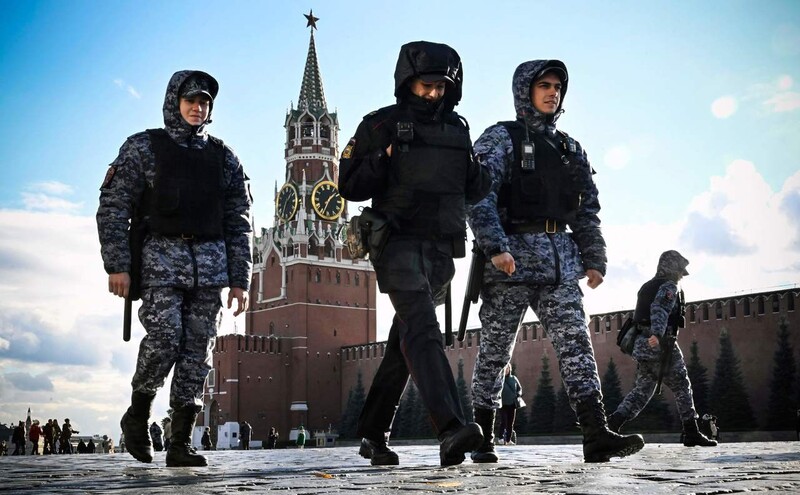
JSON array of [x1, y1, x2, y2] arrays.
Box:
[[503, 219, 566, 234]]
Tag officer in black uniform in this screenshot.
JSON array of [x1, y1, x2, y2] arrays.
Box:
[[338, 40, 491, 467]]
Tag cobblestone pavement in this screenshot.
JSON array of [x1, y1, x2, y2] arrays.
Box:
[[1, 442, 799, 494]]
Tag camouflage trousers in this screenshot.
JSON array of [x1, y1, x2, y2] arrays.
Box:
[[471, 281, 602, 410], [614, 344, 697, 422], [132, 287, 222, 409]]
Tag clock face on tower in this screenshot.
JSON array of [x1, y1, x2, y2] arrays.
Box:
[[311, 180, 344, 220], [276, 183, 299, 221]]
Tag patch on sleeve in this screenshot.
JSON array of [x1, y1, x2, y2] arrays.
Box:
[[664, 289, 674, 301], [341, 138, 356, 159], [100, 166, 116, 189]]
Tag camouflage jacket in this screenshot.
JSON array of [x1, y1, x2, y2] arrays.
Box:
[[96, 70, 253, 290], [632, 279, 681, 362], [468, 59, 606, 285]]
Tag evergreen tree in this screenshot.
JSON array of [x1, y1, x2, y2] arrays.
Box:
[[455, 358, 474, 422], [339, 370, 366, 438], [710, 329, 758, 430], [626, 390, 673, 432], [529, 355, 556, 433], [410, 381, 434, 438], [393, 379, 414, 438], [766, 318, 797, 430], [601, 357, 624, 414], [552, 386, 578, 433], [686, 340, 711, 417]]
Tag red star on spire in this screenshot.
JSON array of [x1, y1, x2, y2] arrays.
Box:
[[304, 9, 319, 30]]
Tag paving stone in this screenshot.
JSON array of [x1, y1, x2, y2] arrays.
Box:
[[1, 442, 799, 494]]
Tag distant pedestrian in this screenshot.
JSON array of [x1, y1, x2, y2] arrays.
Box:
[[296, 425, 306, 449], [60, 419, 78, 454], [104, 435, 115, 454], [267, 427, 279, 449], [163, 417, 173, 451], [499, 365, 524, 445], [0, 440, 7, 456], [51, 419, 61, 454], [88, 438, 96, 453], [42, 419, 54, 455], [119, 433, 126, 453], [239, 421, 252, 450], [77, 439, 87, 454], [150, 422, 164, 452], [201, 427, 212, 450], [29, 420, 42, 455], [12, 421, 25, 455]]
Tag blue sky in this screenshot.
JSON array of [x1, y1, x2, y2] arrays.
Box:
[[1, 0, 799, 440]]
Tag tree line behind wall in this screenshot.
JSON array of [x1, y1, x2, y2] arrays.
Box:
[[338, 318, 797, 439]]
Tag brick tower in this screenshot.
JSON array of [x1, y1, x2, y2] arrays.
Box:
[[204, 11, 377, 445]]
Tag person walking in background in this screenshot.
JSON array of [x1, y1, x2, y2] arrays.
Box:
[[97, 69, 253, 468], [339, 40, 491, 467], [499, 365, 523, 445], [201, 427, 212, 450], [267, 427, 279, 449], [150, 422, 164, 452], [51, 419, 61, 454], [608, 251, 716, 448], [296, 425, 306, 449], [240, 421, 252, 450], [28, 420, 42, 455], [163, 417, 172, 451], [60, 419, 78, 454], [467, 58, 644, 464], [42, 419, 54, 455], [12, 421, 25, 455]]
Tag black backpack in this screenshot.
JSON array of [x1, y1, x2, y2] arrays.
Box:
[[616, 317, 639, 355]]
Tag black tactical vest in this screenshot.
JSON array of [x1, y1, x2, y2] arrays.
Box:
[[497, 120, 583, 225], [373, 109, 473, 237], [144, 129, 225, 238], [634, 276, 686, 327]]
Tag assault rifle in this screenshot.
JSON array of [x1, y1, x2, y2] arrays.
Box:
[[444, 286, 453, 346], [123, 208, 146, 342], [457, 241, 486, 342], [655, 327, 677, 395]]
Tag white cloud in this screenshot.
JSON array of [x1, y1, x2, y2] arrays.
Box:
[[21, 192, 82, 213], [711, 96, 738, 118], [113, 78, 141, 99], [777, 75, 793, 91], [32, 181, 74, 196], [764, 91, 800, 113]]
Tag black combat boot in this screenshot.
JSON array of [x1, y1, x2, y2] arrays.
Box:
[[682, 419, 717, 447], [470, 408, 499, 463], [120, 391, 155, 463], [607, 411, 627, 434], [576, 399, 645, 463], [358, 437, 399, 466], [439, 422, 484, 467], [166, 406, 207, 467]]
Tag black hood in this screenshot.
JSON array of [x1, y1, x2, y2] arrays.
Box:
[[393, 41, 463, 113]]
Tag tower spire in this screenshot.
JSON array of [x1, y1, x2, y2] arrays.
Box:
[[298, 10, 326, 113]]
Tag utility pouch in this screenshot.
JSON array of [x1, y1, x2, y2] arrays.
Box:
[[345, 207, 391, 261], [452, 233, 467, 259]]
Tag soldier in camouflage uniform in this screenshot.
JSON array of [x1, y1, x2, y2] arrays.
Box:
[[97, 70, 253, 467], [468, 59, 645, 463], [608, 251, 717, 447]]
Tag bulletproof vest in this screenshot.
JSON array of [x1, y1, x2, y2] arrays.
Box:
[[144, 129, 225, 238], [497, 120, 583, 225], [373, 108, 472, 237], [634, 276, 686, 327]]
